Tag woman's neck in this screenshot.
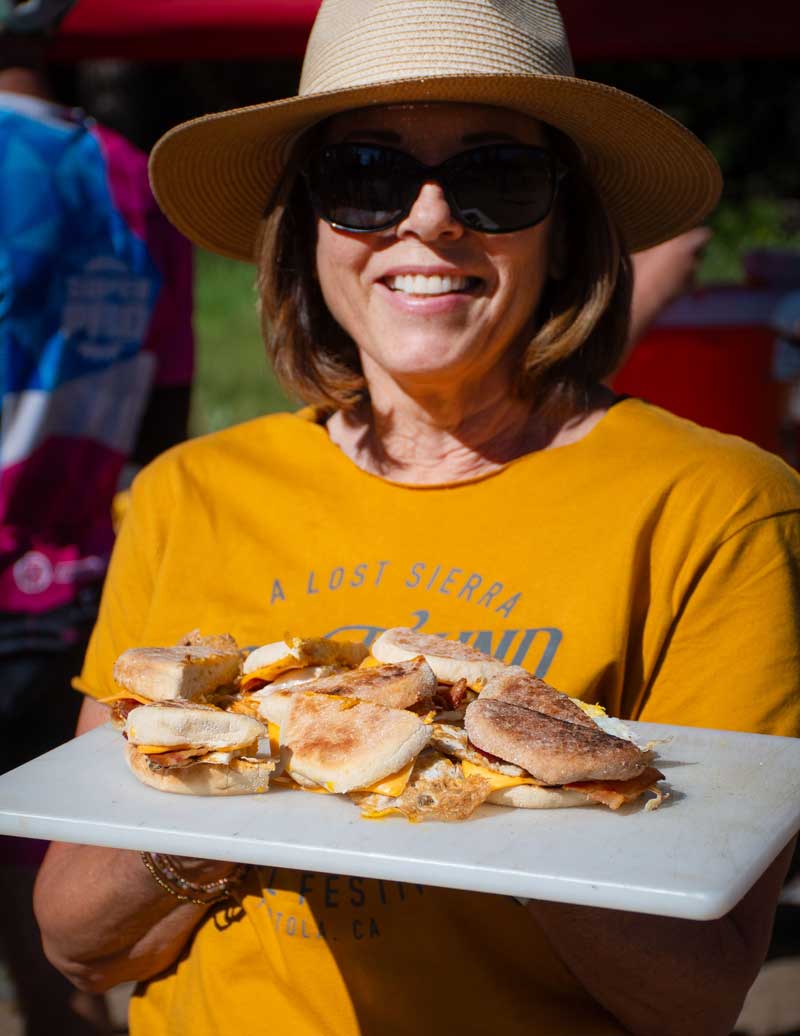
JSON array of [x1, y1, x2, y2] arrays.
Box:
[[327, 380, 616, 485]]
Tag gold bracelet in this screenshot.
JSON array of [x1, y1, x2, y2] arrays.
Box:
[[141, 852, 247, 906], [151, 853, 248, 896]]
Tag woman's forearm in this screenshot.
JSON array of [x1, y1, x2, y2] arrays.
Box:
[[33, 840, 232, 993], [33, 694, 231, 992], [527, 840, 794, 1036]]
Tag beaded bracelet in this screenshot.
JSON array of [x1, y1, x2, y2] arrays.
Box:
[[152, 853, 248, 895], [141, 851, 248, 905]]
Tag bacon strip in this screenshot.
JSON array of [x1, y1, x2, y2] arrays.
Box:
[[433, 678, 468, 712], [110, 698, 143, 729], [144, 746, 210, 769], [565, 766, 666, 810], [240, 675, 269, 693]]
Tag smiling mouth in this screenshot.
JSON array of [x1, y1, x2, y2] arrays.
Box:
[[383, 274, 480, 296]]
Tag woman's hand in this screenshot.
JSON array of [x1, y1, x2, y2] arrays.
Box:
[[527, 838, 794, 1036], [33, 697, 243, 994], [34, 842, 219, 993]]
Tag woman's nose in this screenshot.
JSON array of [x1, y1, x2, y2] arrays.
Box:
[[394, 181, 464, 241]]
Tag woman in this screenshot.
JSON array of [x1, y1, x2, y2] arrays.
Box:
[[34, 1, 800, 1034]]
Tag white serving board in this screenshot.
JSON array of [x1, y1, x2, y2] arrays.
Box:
[[1, 721, 799, 921]]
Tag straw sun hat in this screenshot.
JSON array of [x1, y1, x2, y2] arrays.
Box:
[[150, 0, 722, 263]]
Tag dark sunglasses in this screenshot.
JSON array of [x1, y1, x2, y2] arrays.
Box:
[[301, 142, 565, 234]]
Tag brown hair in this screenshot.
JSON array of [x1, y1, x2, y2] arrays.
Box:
[[256, 124, 632, 415]]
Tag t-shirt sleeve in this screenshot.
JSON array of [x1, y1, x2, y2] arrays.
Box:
[[74, 463, 168, 700], [638, 510, 800, 737]]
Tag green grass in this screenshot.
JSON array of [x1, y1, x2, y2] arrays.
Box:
[[701, 197, 800, 284], [189, 250, 291, 436]]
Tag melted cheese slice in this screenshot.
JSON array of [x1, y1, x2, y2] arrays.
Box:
[[99, 687, 152, 705], [296, 691, 359, 708], [358, 654, 383, 669], [240, 659, 297, 690], [359, 758, 415, 797], [243, 637, 368, 688], [134, 743, 190, 754], [272, 775, 330, 794], [132, 738, 258, 756], [461, 759, 543, 792], [266, 722, 281, 756], [278, 758, 416, 798]]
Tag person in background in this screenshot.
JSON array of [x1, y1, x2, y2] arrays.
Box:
[[0, 1, 194, 1032], [624, 225, 712, 358], [772, 291, 800, 462], [760, 253, 800, 466]]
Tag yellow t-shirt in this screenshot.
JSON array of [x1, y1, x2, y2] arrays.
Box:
[[79, 399, 800, 1036]]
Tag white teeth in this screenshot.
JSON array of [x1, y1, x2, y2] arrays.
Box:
[[387, 274, 470, 295]]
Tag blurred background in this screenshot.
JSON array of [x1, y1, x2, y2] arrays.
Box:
[[44, 0, 800, 443]]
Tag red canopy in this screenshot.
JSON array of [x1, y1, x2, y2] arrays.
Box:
[[52, 0, 800, 62]]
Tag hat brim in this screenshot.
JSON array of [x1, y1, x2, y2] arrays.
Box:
[[150, 73, 722, 262]]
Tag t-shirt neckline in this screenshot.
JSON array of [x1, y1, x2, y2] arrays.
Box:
[[296, 396, 637, 491]]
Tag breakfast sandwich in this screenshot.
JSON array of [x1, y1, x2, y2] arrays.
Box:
[[252, 655, 437, 715], [110, 629, 667, 814], [274, 691, 432, 796], [124, 701, 274, 795], [438, 667, 666, 810], [252, 655, 436, 765], [104, 630, 242, 728], [240, 635, 369, 692], [371, 627, 505, 691]]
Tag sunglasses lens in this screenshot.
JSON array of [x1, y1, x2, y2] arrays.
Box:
[[304, 143, 559, 233], [446, 146, 557, 232], [306, 145, 413, 231]]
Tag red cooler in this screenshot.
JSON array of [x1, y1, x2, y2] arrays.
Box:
[[612, 285, 785, 454]]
